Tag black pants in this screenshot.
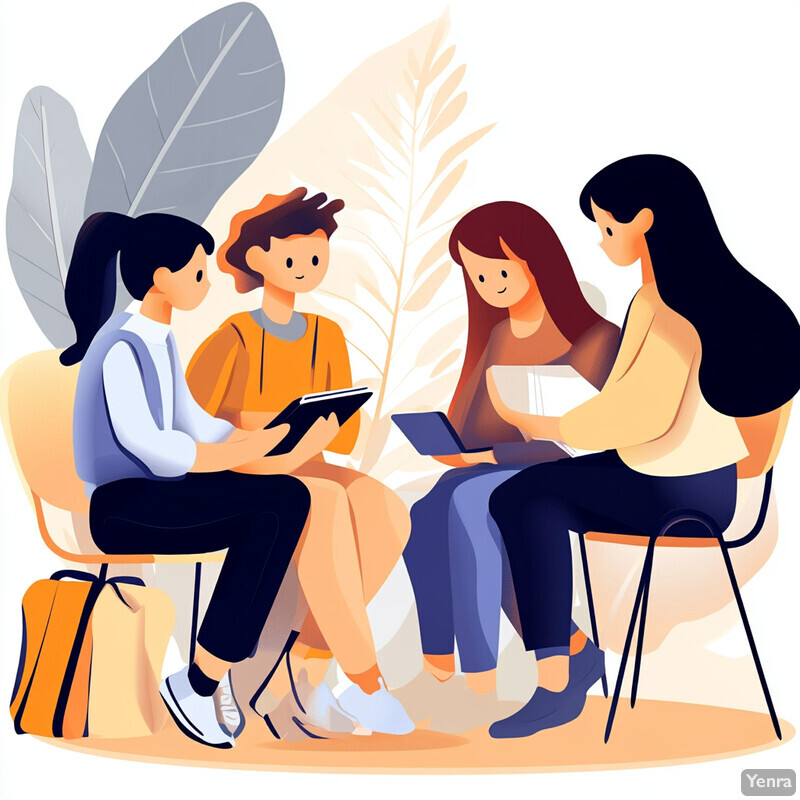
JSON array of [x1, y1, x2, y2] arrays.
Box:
[[90, 471, 311, 663], [488, 451, 737, 657]]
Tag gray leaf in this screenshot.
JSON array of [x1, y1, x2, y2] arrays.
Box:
[[6, 86, 91, 347], [85, 2, 284, 225]]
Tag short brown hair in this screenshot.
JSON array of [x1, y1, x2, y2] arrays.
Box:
[[218, 187, 345, 293]]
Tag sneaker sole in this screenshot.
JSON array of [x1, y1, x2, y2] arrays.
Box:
[[160, 682, 234, 749]]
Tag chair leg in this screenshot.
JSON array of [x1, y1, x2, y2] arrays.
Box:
[[578, 532, 608, 698], [605, 537, 656, 743], [248, 629, 300, 717], [718, 541, 782, 740], [285, 648, 306, 714], [189, 562, 202, 666], [630, 544, 656, 708]]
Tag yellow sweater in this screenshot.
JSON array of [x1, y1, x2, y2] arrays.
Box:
[[559, 283, 748, 476], [186, 310, 359, 455]]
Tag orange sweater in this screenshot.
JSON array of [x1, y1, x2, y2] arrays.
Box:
[[186, 311, 359, 455]]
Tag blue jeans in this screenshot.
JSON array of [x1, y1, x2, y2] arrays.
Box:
[[404, 464, 526, 673]]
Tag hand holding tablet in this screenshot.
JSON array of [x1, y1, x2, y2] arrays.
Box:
[[265, 386, 372, 456]]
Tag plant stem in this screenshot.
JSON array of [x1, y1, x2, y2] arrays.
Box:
[[361, 63, 422, 469]]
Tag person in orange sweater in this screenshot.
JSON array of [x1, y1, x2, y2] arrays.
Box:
[[186, 188, 413, 737]]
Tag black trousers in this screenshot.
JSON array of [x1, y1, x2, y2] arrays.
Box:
[[488, 451, 737, 657], [90, 471, 311, 663]]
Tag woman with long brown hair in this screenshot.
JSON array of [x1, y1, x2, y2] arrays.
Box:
[[401, 201, 619, 727]]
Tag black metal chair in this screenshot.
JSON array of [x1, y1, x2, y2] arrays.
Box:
[[578, 467, 782, 743]]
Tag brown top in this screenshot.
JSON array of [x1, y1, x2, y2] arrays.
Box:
[[450, 313, 620, 464]]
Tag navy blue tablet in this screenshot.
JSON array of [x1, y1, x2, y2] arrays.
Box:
[[391, 411, 486, 456]]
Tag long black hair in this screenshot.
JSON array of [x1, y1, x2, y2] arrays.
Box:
[[60, 212, 214, 366], [580, 154, 800, 417]]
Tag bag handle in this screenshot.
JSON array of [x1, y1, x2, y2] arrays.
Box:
[[51, 575, 106, 737], [50, 569, 98, 583], [105, 576, 146, 609]]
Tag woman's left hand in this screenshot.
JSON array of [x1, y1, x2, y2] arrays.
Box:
[[485, 368, 562, 441]]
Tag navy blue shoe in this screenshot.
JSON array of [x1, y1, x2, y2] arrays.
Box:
[[488, 641, 605, 739], [488, 687, 584, 739]]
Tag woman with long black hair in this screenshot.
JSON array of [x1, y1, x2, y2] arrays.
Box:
[[62, 211, 328, 749], [486, 154, 800, 738]]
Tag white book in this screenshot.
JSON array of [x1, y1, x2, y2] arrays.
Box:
[[489, 365, 599, 457]]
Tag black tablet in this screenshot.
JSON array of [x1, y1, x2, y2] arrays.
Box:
[[265, 387, 372, 455]]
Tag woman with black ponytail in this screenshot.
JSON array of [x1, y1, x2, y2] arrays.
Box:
[[64, 211, 331, 749], [484, 155, 800, 738]]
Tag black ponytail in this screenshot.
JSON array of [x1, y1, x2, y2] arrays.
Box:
[[60, 212, 214, 366]]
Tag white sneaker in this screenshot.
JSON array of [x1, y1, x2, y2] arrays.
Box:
[[304, 679, 363, 734], [160, 666, 235, 749], [337, 678, 415, 735], [263, 668, 368, 741], [213, 671, 245, 738]]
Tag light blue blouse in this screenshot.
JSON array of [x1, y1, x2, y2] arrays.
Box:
[[101, 313, 233, 482]]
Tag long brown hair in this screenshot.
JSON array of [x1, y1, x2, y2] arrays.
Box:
[[448, 201, 603, 415]]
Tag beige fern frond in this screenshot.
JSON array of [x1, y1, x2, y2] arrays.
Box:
[[404, 262, 451, 311], [413, 230, 450, 281], [422, 44, 456, 91], [355, 272, 394, 313], [408, 50, 421, 79], [418, 16, 448, 80], [369, 102, 408, 156], [341, 163, 403, 213], [418, 160, 467, 225], [419, 93, 467, 150], [427, 64, 466, 129], [431, 124, 494, 184], [308, 11, 495, 476], [431, 348, 462, 378]]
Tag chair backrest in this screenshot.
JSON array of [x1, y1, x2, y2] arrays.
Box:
[[2, 349, 227, 566], [1, 350, 89, 515], [736, 400, 793, 480]]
